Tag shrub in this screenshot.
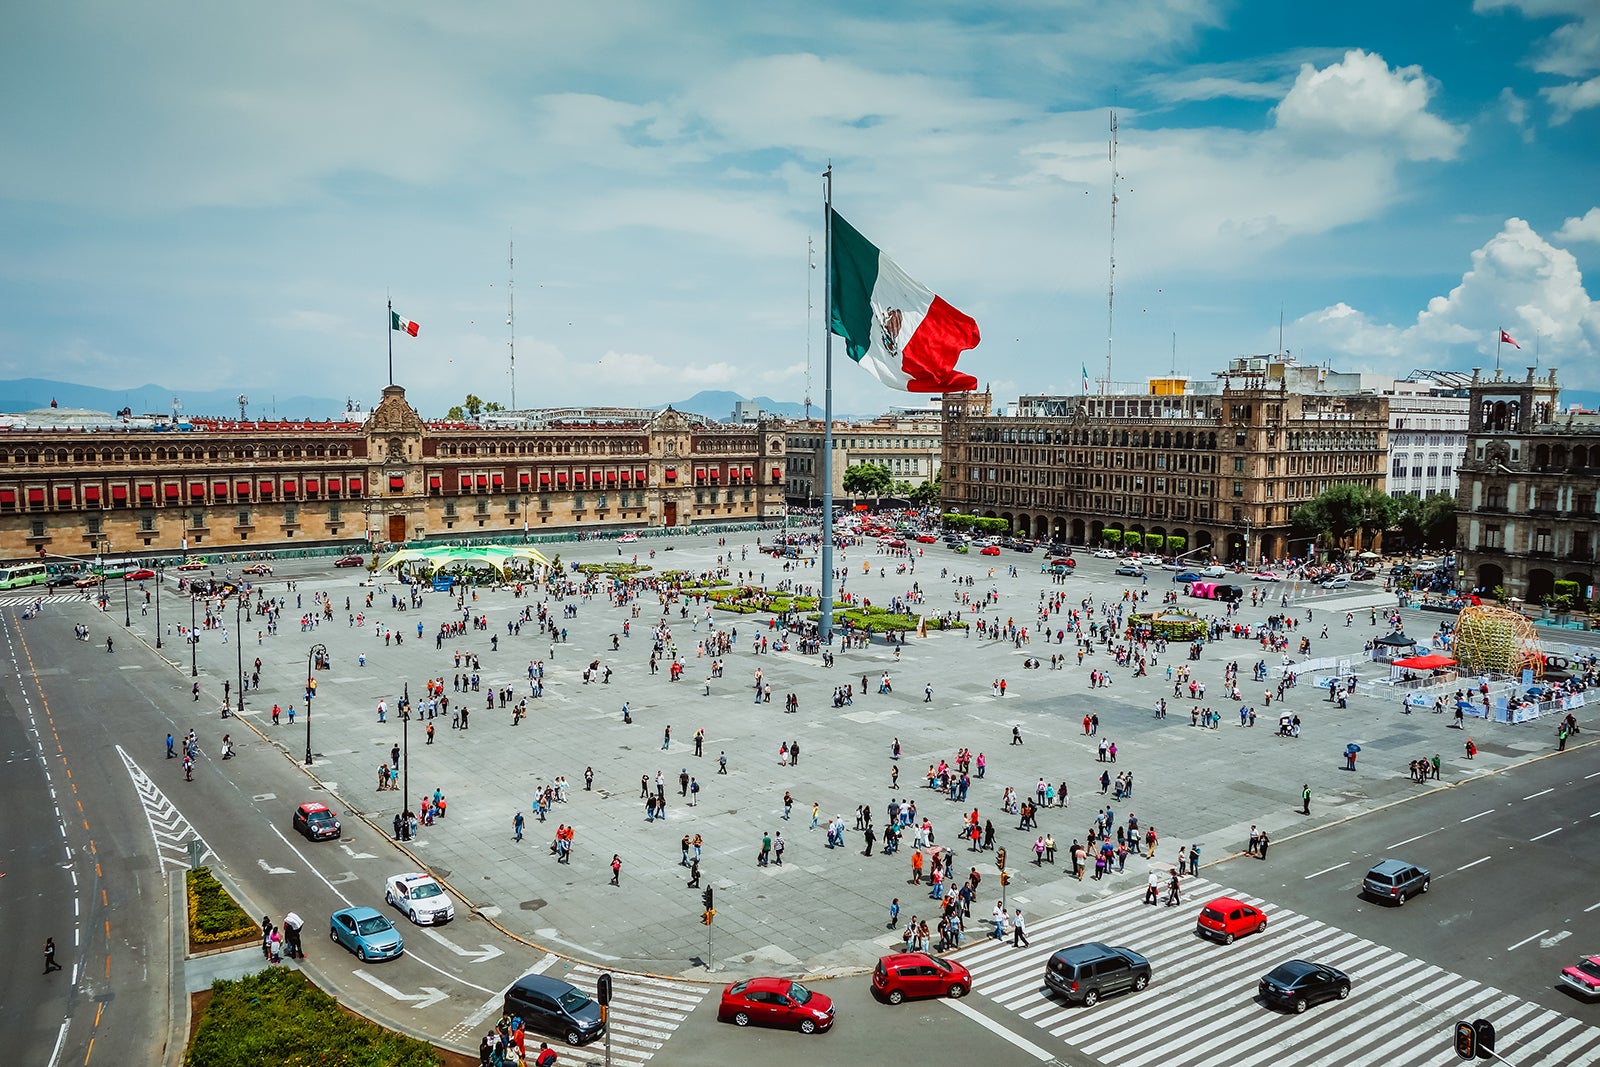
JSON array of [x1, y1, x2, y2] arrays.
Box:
[[1130, 610, 1207, 640], [1143, 533, 1165, 552], [187, 966, 443, 1067], [1122, 532, 1143, 549], [1167, 535, 1187, 553], [1102, 529, 1122, 546], [187, 867, 258, 945], [576, 562, 652, 577]]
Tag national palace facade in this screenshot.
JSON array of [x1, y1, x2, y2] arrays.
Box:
[[0, 385, 787, 562]]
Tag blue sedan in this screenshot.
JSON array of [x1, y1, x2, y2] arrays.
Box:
[[1173, 572, 1202, 583], [330, 906, 404, 962]]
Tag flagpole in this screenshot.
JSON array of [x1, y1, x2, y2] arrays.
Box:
[[1495, 327, 1501, 375], [388, 298, 395, 386], [820, 165, 836, 645]]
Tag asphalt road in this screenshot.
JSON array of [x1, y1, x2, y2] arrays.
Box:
[[1210, 737, 1600, 1015]]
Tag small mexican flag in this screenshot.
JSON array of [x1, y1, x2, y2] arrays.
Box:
[[829, 209, 979, 393], [391, 311, 420, 337]]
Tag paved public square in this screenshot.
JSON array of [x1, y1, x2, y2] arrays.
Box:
[[114, 529, 1566, 980]]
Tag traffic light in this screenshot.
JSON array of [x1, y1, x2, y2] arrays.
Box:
[[702, 887, 714, 911], [996, 848, 1007, 871], [596, 972, 612, 1007], [702, 909, 715, 925], [1474, 1019, 1494, 1060], [1454, 1021, 1476, 1060], [1000, 871, 1010, 887]]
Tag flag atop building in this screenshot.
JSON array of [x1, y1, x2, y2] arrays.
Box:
[[828, 209, 979, 393], [1082, 363, 1092, 393], [391, 311, 420, 337], [1499, 329, 1519, 349]]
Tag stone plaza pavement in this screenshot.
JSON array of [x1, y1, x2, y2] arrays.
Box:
[[131, 532, 1563, 980]]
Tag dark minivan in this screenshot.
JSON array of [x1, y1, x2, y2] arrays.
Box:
[[1361, 859, 1431, 905], [503, 973, 606, 1046], [1043, 942, 1151, 1007]]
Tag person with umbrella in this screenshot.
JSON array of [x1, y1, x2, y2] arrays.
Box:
[[1344, 743, 1360, 771]]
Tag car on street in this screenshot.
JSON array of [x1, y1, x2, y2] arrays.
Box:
[[47, 571, 80, 587], [502, 972, 607, 1046], [871, 952, 971, 1003], [1011, 542, 1034, 552], [1114, 563, 1144, 577], [293, 801, 342, 840], [1173, 571, 1201, 584], [242, 563, 273, 576], [1361, 859, 1431, 905], [74, 574, 103, 588], [1321, 574, 1351, 589], [915, 535, 937, 543], [334, 554, 365, 567], [177, 559, 206, 571], [1258, 960, 1351, 1014], [1199, 565, 1228, 578], [980, 545, 1002, 556], [385, 872, 456, 925], [1251, 570, 1281, 582], [329, 906, 404, 962], [1560, 955, 1600, 999], [1043, 943, 1151, 1006], [1350, 568, 1376, 580], [123, 568, 156, 581], [1093, 548, 1118, 559], [719, 976, 835, 1033], [1196, 897, 1268, 944], [1160, 560, 1184, 571]]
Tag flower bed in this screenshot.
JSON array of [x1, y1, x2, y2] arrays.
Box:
[[1129, 610, 1207, 640], [187, 866, 258, 946], [575, 562, 652, 577]]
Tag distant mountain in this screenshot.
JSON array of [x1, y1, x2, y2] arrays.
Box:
[[0, 378, 346, 420], [661, 390, 808, 420]]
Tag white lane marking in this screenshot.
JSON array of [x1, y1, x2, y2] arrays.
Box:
[[1523, 788, 1554, 801], [420, 927, 504, 964], [1388, 829, 1439, 848], [1585, 771, 1600, 780], [1461, 809, 1495, 822], [349, 969, 448, 1010], [1540, 931, 1573, 949], [1507, 929, 1550, 952], [1585, 901, 1600, 913], [1457, 857, 1491, 871], [1305, 862, 1349, 879], [941, 997, 1055, 1061], [1530, 828, 1562, 842]]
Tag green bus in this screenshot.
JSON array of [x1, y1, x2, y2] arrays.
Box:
[[0, 562, 48, 590]]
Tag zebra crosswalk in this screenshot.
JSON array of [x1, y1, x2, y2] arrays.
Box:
[[957, 876, 1600, 1067], [564, 963, 708, 1066], [0, 592, 89, 606]]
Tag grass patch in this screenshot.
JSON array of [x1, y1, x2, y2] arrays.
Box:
[[576, 562, 653, 577], [187, 966, 445, 1067], [187, 867, 259, 946]]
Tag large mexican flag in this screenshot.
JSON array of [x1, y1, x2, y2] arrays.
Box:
[[828, 209, 980, 393]]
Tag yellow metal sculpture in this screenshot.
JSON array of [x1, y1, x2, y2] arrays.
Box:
[[1453, 604, 1543, 679]]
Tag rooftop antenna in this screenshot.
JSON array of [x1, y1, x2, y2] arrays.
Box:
[[507, 235, 516, 410], [805, 235, 815, 420], [1278, 308, 1285, 359], [1171, 332, 1177, 376], [237, 394, 248, 421], [1104, 107, 1119, 397]]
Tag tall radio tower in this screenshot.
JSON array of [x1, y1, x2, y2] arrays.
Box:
[[1104, 109, 1119, 397], [507, 237, 516, 411]]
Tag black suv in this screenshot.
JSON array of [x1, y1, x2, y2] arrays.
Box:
[[1361, 859, 1431, 905], [503, 973, 606, 1046], [1043, 942, 1151, 1006]]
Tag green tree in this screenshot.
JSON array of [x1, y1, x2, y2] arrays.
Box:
[[909, 474, 942, 507], [1291, 484, 1394, 553], [842, 462, 894, 499], [462, 394, 484, 418], [1418, 492, 1457, 548], [446, 405, 465, 421], [483, 401, 503, 413]]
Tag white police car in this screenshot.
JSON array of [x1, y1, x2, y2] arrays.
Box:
[[385, 872, 456, 925]]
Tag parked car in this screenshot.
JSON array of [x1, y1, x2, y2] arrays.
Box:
[[871, 952, 971, 1003], [1251, 570, 1281, 582], [1350, 568, 1376, 581], [502, 972, 606, 1046], [1258, 960, 1350, 1014], [334, 554, 364, 568], [1321, 575, 1351, 589], [47, 572, 80, 588], [1173, 572, 1201, 584], [1114, 563, 1144, 577], [1560, 955, 1600, 999], [329, 906, 403, 962], [1196, 897, 1268, 944], [293, 801, 342, 840], [718, 977, 835, 1033], [1043, 943, 1151, 1007], [1361, 859, 1431, 905], [385, 872, 456, 925]]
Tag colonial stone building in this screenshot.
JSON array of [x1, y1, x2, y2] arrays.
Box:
[[1455, 366, 1600, 603], [940, 358, 1389, 563], [783, 412, 942, 505], [0, 385, 786, 562]]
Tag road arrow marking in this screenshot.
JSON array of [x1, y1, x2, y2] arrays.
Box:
[[256, 858, 295, 875], [340, 843, 378, 860], [350, 970, 448, 1009], [421, 927, 504, 963], [1540, 931, 1573, 949]]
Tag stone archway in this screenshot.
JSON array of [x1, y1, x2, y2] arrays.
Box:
[[1526, 568, 1555, 605], [1071, 518, 1086, 544], [1476, 562, 1504, 595]]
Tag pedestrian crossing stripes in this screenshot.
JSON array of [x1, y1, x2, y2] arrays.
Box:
[[0, 593, 90, 606], [564, 963, 707, 1066], [116, 744, 214, 870], [956, 876, 1600, 1067]]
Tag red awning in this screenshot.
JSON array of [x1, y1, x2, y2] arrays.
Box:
[[163, 484, 180, 499], [539, 473, 551, 485], [84, 486, 100, 502], [428, 475, 441, 489], [556, 472, 568, 483], [389, 475, 405, 490], [620, 470, 631, 482], [492, 473, 504, 486], [664, 469, 677, 481], [744, 466, 753, 478], [236, 480, 250, 495], [138, 485, 154, 500], [635, 469, 646, 482], [189, 484, 205, 498], [575, 471, 586, 484], [1392, 654, 1458, 670], [460, 475, 471, 490], [590, 471, 601, 485], [283, 479, 298, 494], [258, 480, 273, 494], [476, 474, 488, 488], [348, 480, 361, 496], [0, 489, 14, 505], [213, 481, 227, 495], [709, 469, 720, 481], [305, 478, 320, 493], [695, 468, 705, 481], [28, 487, 45, 504], [606, 471, 617, 483], [519, 473, 530, 487], [772, 467, 782, 480], [327, 478, 342, 492], [57, 487, 73, 503], [112, 485, 129, 500]]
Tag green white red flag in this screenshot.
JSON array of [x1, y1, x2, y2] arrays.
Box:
[[391, 311, 420, 337]]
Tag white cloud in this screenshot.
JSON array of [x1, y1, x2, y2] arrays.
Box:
[[1294, 217, 1600, 383], [1476, 1, 1600, 123], [1273, 50, 1467, 162], [1543, 74, 1600, 122], [1557, 207, 1600, 242]]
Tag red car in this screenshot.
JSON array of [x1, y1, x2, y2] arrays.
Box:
[[872, 952, 970, 1004], [334, 555, 364, 568], [123, 568, 156, 581], [915, 535, 937, 544], [718, 977, 834, 1033], [1196, 896, 1267, 944], [1050, 557, 1076, 568], [1561, 955, 1600, 999], [980, 545, 1002, 556]]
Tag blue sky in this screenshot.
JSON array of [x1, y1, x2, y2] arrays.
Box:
[[1, 1, 1597, 418]]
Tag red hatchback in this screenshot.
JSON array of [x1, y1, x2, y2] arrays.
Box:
[[718, 977, 835, 1033], [872, 952, 971, 1004], [1197, 896, 1267, 944]]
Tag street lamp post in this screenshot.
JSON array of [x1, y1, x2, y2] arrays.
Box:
[[155, 563, 163, 648], [305, 642, 327, 766], [235, 595, 245, 716], [190, 591, 198, 677], [123, 571, 131, 627], [401, 681, 410, 811]]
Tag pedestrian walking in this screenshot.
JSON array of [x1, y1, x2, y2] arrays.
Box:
[[609, 854, 622, 886], [1301, 783, 1311, 815], [1257, 830, 1271, 860], [44, 937, 62, 973], [1012, 908, 1029, 947], [513, 811, 524, 842], [1011, 724, 1023, 745], [662, 725, 671, 750], [888, 897, 900, 930]]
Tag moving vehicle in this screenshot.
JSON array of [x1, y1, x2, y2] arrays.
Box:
[[915, 535, 937, 544], [1196, 897, 1267, 944], [1258, 960, 1350, 1013], [1361, 859, 1430, 905], [1114, 563, 1144, 577], [980, 545, 1002, 556], [1160, 561, 1184, 571], [293, 801, 342, 840], [242, 563, 273, 576], [0, 562, 48, 589], [329, 906, 403, 962], [385, 872, 456, 925], [1172, 571, 1201, 584], [1320, 574, 1351, 589], [74, 573, 104, 588], [334, 554, 365, 568], [871, 952, 971, 1003], [177, 559, 207, 571], [1251, 571, 1281, 582], [502, 972, 607, 1046], [1199, 565, 1228, 578], [1011, 542, 1034, 553], [1043, 943, 1151, 1007], [124, 568, 157, 581], [617, 532, 638, 543], [1560, 955, 1600, 999], [1093, 549, 1118, 559], [718, 977, 835, 1033]]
